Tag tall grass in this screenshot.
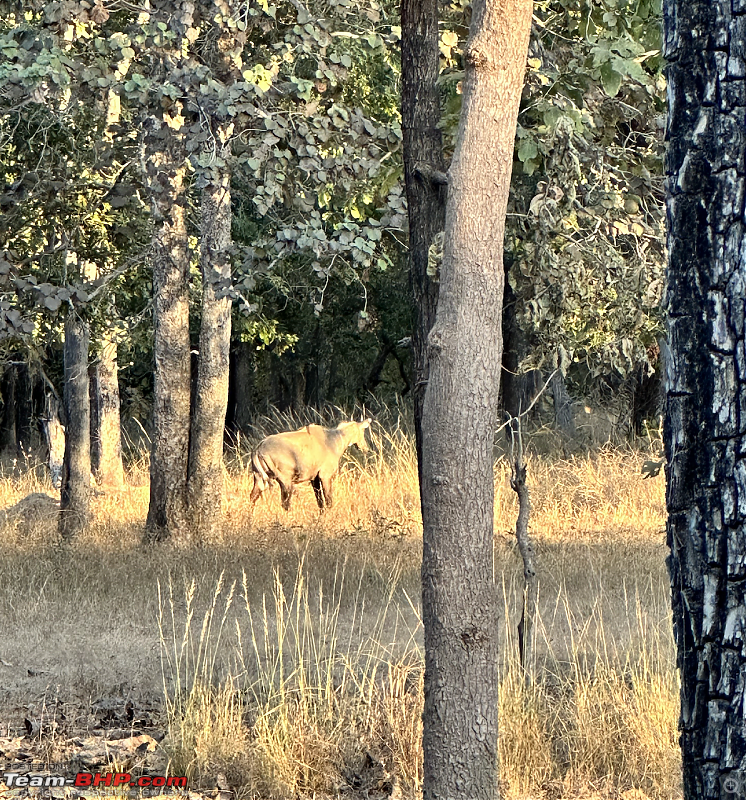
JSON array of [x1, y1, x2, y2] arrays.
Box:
[[0, 414, 675, 798], [158, 562, 679, 799]]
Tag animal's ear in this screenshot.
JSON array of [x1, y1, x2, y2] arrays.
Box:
[[362, 418, 371, 428]]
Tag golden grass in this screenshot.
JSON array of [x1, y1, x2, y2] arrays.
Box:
[[0, 419, 677, 799]]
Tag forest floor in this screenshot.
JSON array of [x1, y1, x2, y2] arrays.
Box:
[[0, 429, 678, 800]]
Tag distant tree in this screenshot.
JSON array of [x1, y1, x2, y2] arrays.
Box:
[[419, 1, 532, 799], [60, 312, 91, 538], [663, 1, 746, 798], [142, 1, 193, 541]]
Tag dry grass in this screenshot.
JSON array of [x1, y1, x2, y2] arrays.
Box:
[[0, 416, 677, 799]]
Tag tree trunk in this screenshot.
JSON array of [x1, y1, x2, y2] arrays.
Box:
[[145, 153, 191, 541], [401, 0, 447, 473], [550, 370, 575, 438], [501, 260, 541, 424], [663, 2, 746, 798], [16, 361, 34, 454], [90, 332, 125, 488], [227, 341, 254, 436], [0, 365, 17, 457], [43, 392, 65, 490], [59, 314, 91, 539], [419, 2, 532, 799], [187, 142, 232, 540]]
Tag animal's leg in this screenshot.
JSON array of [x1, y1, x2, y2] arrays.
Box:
[[250, 474, 264, 505], [311, 476, 325, 510], [279, 482, 294, 511], [320, 475, 333, 508]]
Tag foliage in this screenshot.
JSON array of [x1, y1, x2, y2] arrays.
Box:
[[508, 0, 665, 378], [0, 0, 666, 420]]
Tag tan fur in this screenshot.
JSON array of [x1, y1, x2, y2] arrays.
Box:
[[250, 419, 371, 511]]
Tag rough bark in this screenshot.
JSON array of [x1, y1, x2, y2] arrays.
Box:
[[141, 0, 194, 542], [59, 314, 91, 539], [401, 0, 446, 472], [144, 154, 191, 541], [187, 139, 232, 540], [663, 2, 746, 797], [90, 333, 125, 488], [419, 1, 532, 798]]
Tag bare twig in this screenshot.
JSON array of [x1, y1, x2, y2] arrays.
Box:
[[509, 417, 537, 683]]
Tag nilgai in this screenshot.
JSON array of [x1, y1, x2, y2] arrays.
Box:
[[250, 419, 371, 511]]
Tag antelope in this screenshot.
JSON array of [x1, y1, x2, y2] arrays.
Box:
[[250, 419, 371, 511]]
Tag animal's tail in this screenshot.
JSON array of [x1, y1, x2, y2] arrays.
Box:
[[251, 450, 272, 490]]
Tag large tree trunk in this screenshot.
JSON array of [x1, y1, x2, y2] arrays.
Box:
[[145, 154, 191, 541], [90, 333, 125, 488], [419, 2, 532, 799], [59, 314, 91, 539], [663, 2, 746, 798], [187, 142, 232, 540], [401, 0, 447, 473]]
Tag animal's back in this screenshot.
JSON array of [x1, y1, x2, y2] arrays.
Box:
[[255, 426, 329, 482]]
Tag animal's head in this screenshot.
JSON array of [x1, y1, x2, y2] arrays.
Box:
[[338, 418, 372, 451]]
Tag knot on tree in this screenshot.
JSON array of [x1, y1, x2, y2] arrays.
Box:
[[427, 327, 443, 359], [460, 624, 489, 651], [464, 42, 490, 71]]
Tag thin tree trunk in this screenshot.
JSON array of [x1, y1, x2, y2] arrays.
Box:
[[145, 155, 191, 541], [227, 341, 254, 436], [663, 1, 746, 798], [510, 426, 536, 681], [419, 2, 532, 799], [0, 365, 17, 457], [43, 392, 65, 490], [90, 333, 125, 488], [60, 314, 91, 539], [550, 370, 575, 438], [187, 141, 232, 540], [401, 0, 447, 475], [16, 361, 34, 454]]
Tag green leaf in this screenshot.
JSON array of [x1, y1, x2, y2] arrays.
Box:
[[600, 61, 623, 97], [517, 137, 538, 163]]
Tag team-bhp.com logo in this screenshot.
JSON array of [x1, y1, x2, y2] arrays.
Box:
[[3, 772, 188, 790]]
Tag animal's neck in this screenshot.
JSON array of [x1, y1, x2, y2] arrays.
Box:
[[327, 427, 353, 456]]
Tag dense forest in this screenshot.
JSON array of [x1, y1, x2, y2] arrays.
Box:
[[0, 0, 664, 463]]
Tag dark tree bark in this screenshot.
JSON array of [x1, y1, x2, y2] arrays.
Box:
[[501, 260, 541, 423], [419, 1, 532, 798], [16, 361, 35, 453], [664, 1, 746, 798], [227, 341, 254, 436], [401, 0, 447, 472], [59, 314, 91, 539], [90, 333, 124, 488], [0, 365, 17, 457], [187, 138, 233, 540]]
